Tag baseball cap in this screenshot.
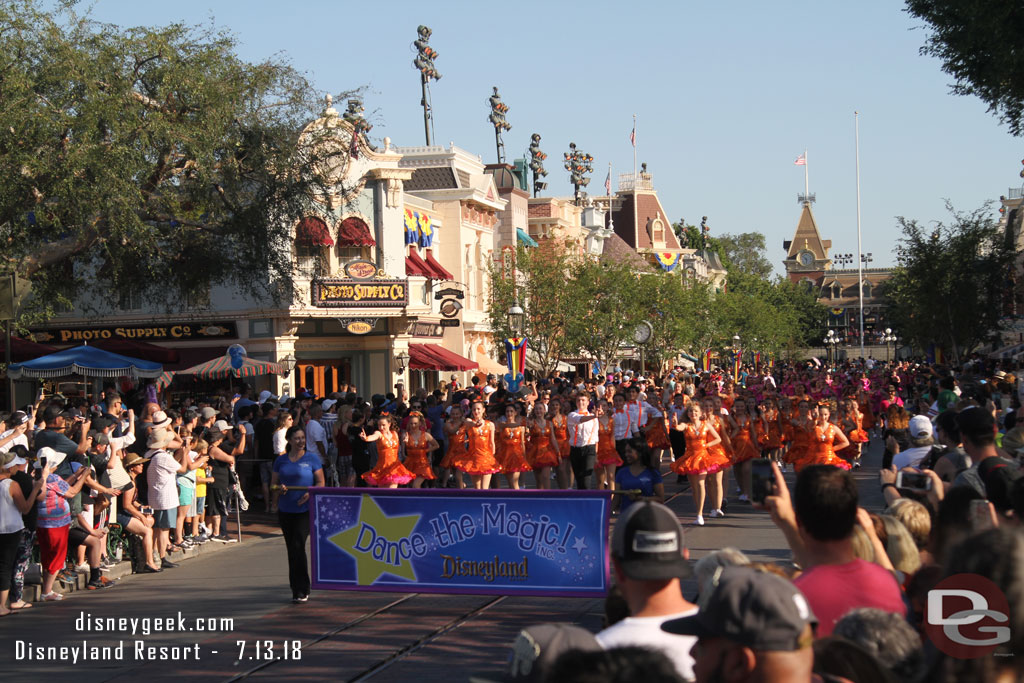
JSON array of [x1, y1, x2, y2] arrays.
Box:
[[257, 390, 277, 403], [662, 566, 816, 651], [213, 419, 234, 432], [470, 623, 601, 683], [89, 430, 110, 446], [610, 501, 692, 580], [978, 457, 1022, 513], [322, 399, 338, 411], [909, 415, 933, 439], [199, 406, 218, 421]]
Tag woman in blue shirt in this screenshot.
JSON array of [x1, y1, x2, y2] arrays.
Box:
[[271, 426, 324, 603], [614, 438, 665, 516]]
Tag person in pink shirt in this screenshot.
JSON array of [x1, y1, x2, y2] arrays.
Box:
[[763, 462, 905, 635]]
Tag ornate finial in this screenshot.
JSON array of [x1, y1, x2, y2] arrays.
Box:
[[488, 86, 512, 164], [528, 133, 548, 197], [324, 94, 337, 117]]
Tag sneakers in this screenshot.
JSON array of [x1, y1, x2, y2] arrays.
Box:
[[692, 515, 705, 526], [75, 562, 90, 573], [737, 494, 751, 503], [195, 533, 211, 544], [213, 534, 237, 543], [86, 578, 109, 590], [291, 595, 309, 604], [41, 591, 64, 601], [708, 509, 725, 518], [161, 558, 179, 569]]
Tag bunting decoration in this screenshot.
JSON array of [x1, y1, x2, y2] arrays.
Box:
[[404, 209, 435, 247], [404, 209, 418, 246], [702, 350, 713, 372], [504, 337, 528, 393], [654, 252, 681, 272]]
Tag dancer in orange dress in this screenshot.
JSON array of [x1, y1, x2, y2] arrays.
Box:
[[440, 405, 467, 489], [497, 403, 530, 489], [454, 401, 500, 489], [785, 400, 815, 471], [838, 397, 869, 469], [360, 414, 415, 488], [550, 401, 572, 489], [757, 398, 784, 468], [670, 402, 728, 525], [402, 411, 438, 488], [705, 396, 733, 513], [595, 400, 623, 490], [728, 400, 760, 503], [527, 402, 559, 490], [792, 402, 851, 473]]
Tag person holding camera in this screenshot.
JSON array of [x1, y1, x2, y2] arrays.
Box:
[[34, 446, 90, 601], [120, 452, 163, 573], [0, 450, 47, 614], [145, 428, 187, 570]]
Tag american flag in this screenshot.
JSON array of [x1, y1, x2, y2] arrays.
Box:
[[630, 125, 636, 147], [794, 153, 806, 166], [604, 169, 611, 194]]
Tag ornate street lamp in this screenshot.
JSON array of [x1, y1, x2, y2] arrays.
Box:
[[487, 87, 512, 164], [505, 303, 526, 394], [823, 329, 839, 366], [528, 133, 548, 197], [564, 142, 593, 205], [882, 328, 897, 363], [394, 349, 410, 375], [507, 303, 525, 336], [412, 25, 441, 146]]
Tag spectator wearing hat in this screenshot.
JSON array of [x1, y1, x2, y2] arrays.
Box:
[[130, 403, 161, 456], [597, 500, 698, 680], [0, 411, 31, 455], [120, 452, 162, 573], [0, 451, 47, 614], [764, 463, 905, 635], [35, 446, 90, 601], [34, 405, 91, 463], [7, 446, 41, 609], [145, 429, 187, 570], [662, 566, 817, 683], [890, 415, 935, 470], [474, 623, 601, 683]]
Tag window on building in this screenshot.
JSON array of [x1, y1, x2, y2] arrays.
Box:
[[830, 283, 841, 299], [118, 289, 142, 312], [337, 246, 370, 263], [296, 243, 326, 277], [651, 219, 665, 246]]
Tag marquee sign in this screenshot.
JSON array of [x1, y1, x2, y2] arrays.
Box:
[[33, 321, 238, 344], [312, 279, 408, 308]]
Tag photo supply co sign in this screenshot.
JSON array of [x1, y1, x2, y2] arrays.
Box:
[[309, 489, 610, 597]]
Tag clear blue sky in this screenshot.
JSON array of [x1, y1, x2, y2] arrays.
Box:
[[85, 0, 1023, 274]]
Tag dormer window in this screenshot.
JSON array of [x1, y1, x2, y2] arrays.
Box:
[[830, 282, 841, 299], [651, 218, 665, 247], [862, 281, 872, 298]]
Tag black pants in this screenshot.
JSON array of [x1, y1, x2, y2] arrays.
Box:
[[569, 445, 596, 490], [352, 452, 371, 487], [669, 430, 687, 461], [0, 530, 21, 592], [277, 510, 310, 598]]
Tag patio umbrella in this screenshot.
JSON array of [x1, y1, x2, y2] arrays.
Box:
[[155, 371, 176, 391], [176, 355, 285, 381], [7, 344, 164, 379]]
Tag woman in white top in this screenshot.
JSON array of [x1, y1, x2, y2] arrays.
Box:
[[0, 451, 48, 615], [272, 412, 293, 459]]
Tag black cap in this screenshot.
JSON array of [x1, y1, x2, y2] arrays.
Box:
[[978, 457, 1022, 512], [10, 410, 29, 426], [662, 566, 816, 651], [610, 501, 691, 580]]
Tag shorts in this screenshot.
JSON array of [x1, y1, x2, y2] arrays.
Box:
[[195, 496, 206, 516], [153, 508, 177, 529], [36, 526, 69, 576], [337, 455, 353, 483], [259, 461, 274, 485], [68, 525, 91, 550], [178, 484, 195, 507], [207, 488, 229, 518], [116, 512, 133, 528]]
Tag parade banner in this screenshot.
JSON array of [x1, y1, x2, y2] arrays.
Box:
[[309, 488, 610, 597]]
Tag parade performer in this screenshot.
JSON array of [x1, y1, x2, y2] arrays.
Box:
[[793, 402, 851, 472], [839, 398, 869, 469], [360, 414, 415, 488], [626, 386, 668, 463], [595, 400, 623, 490], [440, 405, 467, 489], [402, 411, 438, 488], [271, 425, 324, 603], [550, 401, 572, 489], [527, 402, 559, 490], [670, 402, 728, 526], [757, 398, 784, 468], [455, 401, 500, 490], [497, 403, 530, 490], [785, 400, 815, 470], [728, 400, 760, 503]]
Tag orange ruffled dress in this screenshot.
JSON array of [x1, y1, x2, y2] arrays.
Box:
[[708, 415, 733, 466], [645, 415, 672, 451], [731, 418, 761, 464], [784, 420, 813, 465], [596, 417, 623, 467], [671, 422, 731, 475], [363, 431, 415, 486], [792, 423, 851, 473], [440, 424, 467, 469], [499, 424, 531, 473], [758, 417, 783, 450], [454, 421, 501, 476], [552, 416, 570, 460], [404, 431, 436, 480], [529, 422, 559, 469]]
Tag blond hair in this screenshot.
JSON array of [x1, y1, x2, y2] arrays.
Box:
[[886, 498, 931, 550]]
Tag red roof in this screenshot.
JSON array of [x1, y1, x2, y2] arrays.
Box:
[[338, 217, 376, 246], [423, 249, 454, 280], [409, 343, 477, 371], [296, 217, 334, 247]]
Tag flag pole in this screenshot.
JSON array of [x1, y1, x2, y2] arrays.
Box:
[[804, 148, 809, 199], [632, 114, 638, 244], [632, 114, 638, 181], [607, 161, 614, 232], [855, 112, 864, 360]]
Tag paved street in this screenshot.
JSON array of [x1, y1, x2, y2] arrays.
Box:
[[1, 440, 886, 682]]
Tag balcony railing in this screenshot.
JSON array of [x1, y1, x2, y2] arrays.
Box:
[[618, 173, 653, 192], [1009, 188, 1023, 200]]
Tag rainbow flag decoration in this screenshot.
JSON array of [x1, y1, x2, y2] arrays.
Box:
[[504, 337, 528, 393], [403, 209, 419, 246], [404, 209, 435, 247], [655, 252, 681, 272], [702, 349, 712, 372], [733, 352, 741, 383]]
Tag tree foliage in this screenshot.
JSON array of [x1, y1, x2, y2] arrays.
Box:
[[0, 1, 353, 320], [563, 259, 643, 375], [906, 0, 1024, 136], [713, 232, 775, 280], [885, 204, 1016, 364]]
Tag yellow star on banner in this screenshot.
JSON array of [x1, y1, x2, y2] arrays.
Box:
[[329, 494, 421, 586]]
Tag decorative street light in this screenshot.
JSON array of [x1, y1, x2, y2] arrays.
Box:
[[564, 142, 593, 205], [528, 133, 548, 197], [507, 303, 525, 336], [505, 303, 527, 394], [487, 87, 512, 164], [412, 25, 441, 146], [394, 349, 410, 375], [824, 329, 839, 366], [882, 328, 897, 364]]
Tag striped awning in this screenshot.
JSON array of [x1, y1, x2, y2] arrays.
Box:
[[176, 355, 286, 380], [156, 371, 176, 390]]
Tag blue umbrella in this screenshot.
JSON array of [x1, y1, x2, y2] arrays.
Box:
[[8, 344, 163, 380]]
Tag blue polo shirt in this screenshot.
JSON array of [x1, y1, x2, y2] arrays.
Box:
[[273, 452, 322, 513]]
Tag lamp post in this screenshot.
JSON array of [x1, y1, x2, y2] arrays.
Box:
[[487, 87, 512, 164], [732, 334, 741, 383], [564, 143, 593, 205], [505, 303, 526, 394], [824, 329, 839, 367], [394, 349, 410, 375], [882, 328, 897, 364]]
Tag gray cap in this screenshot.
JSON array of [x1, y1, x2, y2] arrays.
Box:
[[610, 501, 691, 581]]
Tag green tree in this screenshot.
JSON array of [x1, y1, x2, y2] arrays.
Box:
[[714, 232, 775, 280], [563, 259, 642, 375], [0, 1, 353, 319], [638, 272, 712, 373], [487, 242, 582, 377], [885, 204, 1015, 364], [906, 0, 1024, 135]]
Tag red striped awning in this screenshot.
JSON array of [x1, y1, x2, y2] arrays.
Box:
[[176, 355, 286, 380], [296, 217, 334, 247], [408, 343, 477, 371], [423, 249, 454, 281], [406, 248, 434, 278], [337, 217, 376, 246]]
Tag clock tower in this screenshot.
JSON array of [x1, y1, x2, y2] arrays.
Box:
[[783, 201, 831, 283]]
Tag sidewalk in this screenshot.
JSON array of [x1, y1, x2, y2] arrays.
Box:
[[22, 508, 284, 601]]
